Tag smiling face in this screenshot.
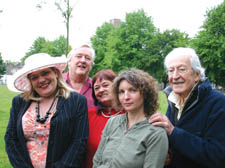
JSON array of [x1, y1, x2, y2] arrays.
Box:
[[28, 68, 58, 98], [118, 80, 144, 114], [167, 55, 200, 100], [94, 79, 113, 106], [69, 47, 93, 77]]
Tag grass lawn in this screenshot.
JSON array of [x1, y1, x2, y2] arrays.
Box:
[[0, 85, 18, 168], [0, 85, 167, 167]]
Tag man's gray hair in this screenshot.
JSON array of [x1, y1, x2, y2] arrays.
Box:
[[164, 47, 205, 81], [67, 44, 95, 61]]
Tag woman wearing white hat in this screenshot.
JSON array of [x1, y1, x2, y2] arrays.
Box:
[[5, 53, 89, 168]]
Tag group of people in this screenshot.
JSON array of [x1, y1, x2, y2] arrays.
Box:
[[4, 44, 225, 168]]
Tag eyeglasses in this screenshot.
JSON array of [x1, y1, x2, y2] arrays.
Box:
[[167, 66, 189, 75]]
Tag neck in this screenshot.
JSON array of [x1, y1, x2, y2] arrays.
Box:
[[127, 110, 146, 130], [69, 69, 88, 83], [69, 72, 88, 92]]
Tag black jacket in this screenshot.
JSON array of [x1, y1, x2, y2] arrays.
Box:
[[5, 92, 89, 168]]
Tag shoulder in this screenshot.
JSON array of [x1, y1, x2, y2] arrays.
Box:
[[142, 120, 167, 139], [202, 88, 225, 111], [88, 106, 98, 115], [68, 91, 87, 102], [12, 94, 27, 106], [145, 124, 168, 145], [105, 114, 124, 126], [59, 91, 88, 109]]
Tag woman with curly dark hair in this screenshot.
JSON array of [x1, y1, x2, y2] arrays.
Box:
[[93, 68, 168, 168]]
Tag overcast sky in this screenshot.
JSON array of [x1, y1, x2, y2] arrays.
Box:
[[0, 0, 223, 62]]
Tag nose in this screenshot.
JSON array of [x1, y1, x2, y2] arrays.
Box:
[[124, 91, 130, 100], [99, 86, 104, 92], [172, 70, 180, 79], [38, 75, 46, 82], [80, 56, 86, 62]]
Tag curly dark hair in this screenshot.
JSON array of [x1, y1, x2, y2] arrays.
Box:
[[111, 68, 159, 116]]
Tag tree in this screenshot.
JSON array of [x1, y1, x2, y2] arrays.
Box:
[[22, 36, 71, 63], [110, 9, 158, 73], [90, 22, 116, 76], [147, 29, 190, 87], [191, 1, 225, 87], [37, 0, 79, 56], [90, 9, 189, 85], [0, 53, 6, 79]]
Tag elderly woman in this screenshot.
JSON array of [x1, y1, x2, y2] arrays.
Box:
[[93, 68, 168, 168], [5, 53, 89, 168], [84, 69, 125, 168]]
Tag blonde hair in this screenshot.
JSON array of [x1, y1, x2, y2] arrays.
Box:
[[21, 67, 73, 101]]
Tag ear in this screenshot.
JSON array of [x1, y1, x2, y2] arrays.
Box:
[[194, 71, 201, 82]]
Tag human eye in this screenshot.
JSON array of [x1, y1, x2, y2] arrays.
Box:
[[75, 55, 82, 59], [130, 88, 137, 93], [118, 89, 124, 95], [167, 69, 174, 74], [85, 56, 91, 61], [30, 75, 38, 81], [94, 86, 100, 91], [178, 67, 187, 73], [41, 70, 50, 76], [103, 83, 109, 88]]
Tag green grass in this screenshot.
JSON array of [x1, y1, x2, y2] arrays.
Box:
[[0, 85, 18, 168], [0, 85, 167, 167], [158, 91, 168, 114]]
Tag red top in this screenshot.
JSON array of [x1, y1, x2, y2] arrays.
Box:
[[84, 106, 125, 168]]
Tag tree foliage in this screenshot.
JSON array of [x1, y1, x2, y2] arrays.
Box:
[[91, 9, 189, 86], [21, 36, 71, 63], [90, 23, 116, 76], [0, 54, 6, 78], [191, 1, 225, 87]]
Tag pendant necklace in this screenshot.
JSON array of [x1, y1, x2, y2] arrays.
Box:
[[35, 97, 56, 124], [101, 109, 122, 118]]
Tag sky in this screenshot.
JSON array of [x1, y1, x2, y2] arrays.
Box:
[[0, 0, 223, 62]]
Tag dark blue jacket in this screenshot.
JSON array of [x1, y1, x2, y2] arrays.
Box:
[[5, 92, 89, 168], [165, 79, 225, 168]]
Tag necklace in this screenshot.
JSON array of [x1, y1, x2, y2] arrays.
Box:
[[35, 97, 56, 124], [101, 110, 122, 118]]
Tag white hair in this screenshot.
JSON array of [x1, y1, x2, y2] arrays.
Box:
[[164, 47, 205, 81], [67, 44, 95, 61]]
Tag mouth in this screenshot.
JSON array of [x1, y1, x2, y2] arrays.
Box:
[[124, 103, 132, 107], [97, 93, 108, 99], [39, 81, 50, 89], [77, 64, 86, 69], [173, 81, 184, 85]]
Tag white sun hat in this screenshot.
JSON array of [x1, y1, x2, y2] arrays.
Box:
[[7, 53, 67, 92]]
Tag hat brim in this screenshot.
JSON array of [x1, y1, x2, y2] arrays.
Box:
[[7, 55, 67, 92]]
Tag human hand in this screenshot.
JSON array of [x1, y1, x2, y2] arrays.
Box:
[[149, 112, 174, 135]]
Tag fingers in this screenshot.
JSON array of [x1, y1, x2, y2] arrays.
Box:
[[149, 112, 166, 125], [149, 112, 175, 135]]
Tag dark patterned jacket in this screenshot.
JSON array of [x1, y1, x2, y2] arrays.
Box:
[[5, 92, 89, 168]]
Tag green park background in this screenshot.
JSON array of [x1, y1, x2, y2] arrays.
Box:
[[0, 1, 225, 167]]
